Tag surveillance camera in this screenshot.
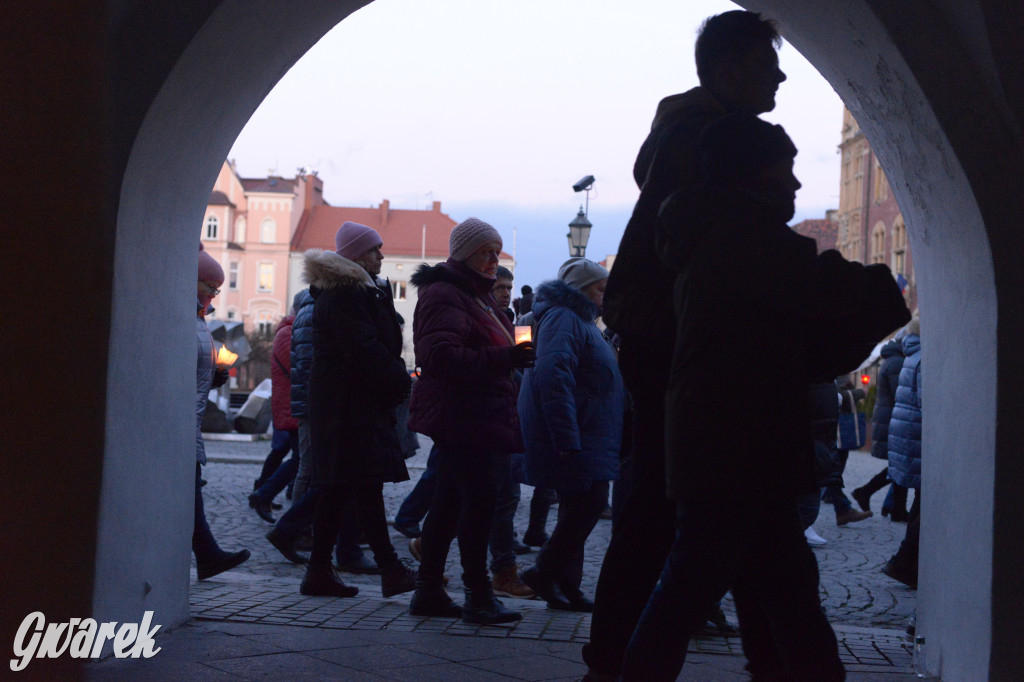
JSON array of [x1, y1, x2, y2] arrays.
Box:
[[573, 175, 595, 193]]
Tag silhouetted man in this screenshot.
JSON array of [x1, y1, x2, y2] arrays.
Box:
[[619, 113, 908, 680], [583, 11, 788, 680]]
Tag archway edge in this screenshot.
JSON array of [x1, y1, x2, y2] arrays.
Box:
[[104, 2, 1023, 680]]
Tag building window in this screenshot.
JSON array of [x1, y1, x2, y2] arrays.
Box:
[[234, 217, 246, 243], [873, 159, 889, 203], [256, 311, 274, 336], [226, 310, 236, 320], [260, 217, 275, 244], [204, 215, 219, 240], [892, 217, 907, 275], [228, 262, 239, 290], [392, 280, 407, 301], [257, 262, 274, 292], [870, 222, 887, 264]]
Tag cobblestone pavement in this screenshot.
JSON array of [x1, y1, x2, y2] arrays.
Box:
[[182, 435, 921, 677]]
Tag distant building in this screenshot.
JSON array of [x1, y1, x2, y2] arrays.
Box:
[[792, 210, 839, 254], [201, 161, 513, 369], [837, 109, 916, 310]]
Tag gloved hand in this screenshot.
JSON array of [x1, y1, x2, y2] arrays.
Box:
[[510, 341, 536, 369], [212, 368, 229, 388]]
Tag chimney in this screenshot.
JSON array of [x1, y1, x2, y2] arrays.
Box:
[[432, 200, 441, 212], [381, 199, 390, 226]]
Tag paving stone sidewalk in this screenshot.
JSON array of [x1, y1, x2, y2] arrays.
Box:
[[88, 436, 926, 680]]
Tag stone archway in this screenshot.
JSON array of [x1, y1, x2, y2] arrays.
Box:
[[6, 1, 1021, 679]]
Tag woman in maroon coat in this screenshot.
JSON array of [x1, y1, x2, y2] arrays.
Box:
[[407, 218, 536, 625]]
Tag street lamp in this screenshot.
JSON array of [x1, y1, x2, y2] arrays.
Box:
[[567, 207, 592, 258]]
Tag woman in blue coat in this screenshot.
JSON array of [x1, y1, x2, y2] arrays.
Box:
[[882, 315, 922, 588], [520, 258, 624, 611]]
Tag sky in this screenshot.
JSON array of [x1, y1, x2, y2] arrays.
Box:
[[228, 0, 846, 289]]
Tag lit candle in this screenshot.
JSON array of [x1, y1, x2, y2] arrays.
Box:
[[514, 325, 532, 344], [216, 344, 238, 368]]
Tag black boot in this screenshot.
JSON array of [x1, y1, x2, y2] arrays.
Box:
[[557, 581, 595, 613], [462, 585, 522, 625], [380, 558, 417, 598], [522, 489, 553, 547], [196, 548, 250, 580], [300, 563, 358, 597], [409, 580, 462, 617], [248, 492, 276, 523], [521, 566, 572, 610], [852, 468, 890, 511], [266, 527, 308, 564]]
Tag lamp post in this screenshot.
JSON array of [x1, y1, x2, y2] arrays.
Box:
[[567, 207, 592, 258]]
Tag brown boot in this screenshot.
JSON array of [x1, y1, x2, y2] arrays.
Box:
[[836, 508, 873, 526], [381, 558, 417, 598], [491, 564, 535, 598]]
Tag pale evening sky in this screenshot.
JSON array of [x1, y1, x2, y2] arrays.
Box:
[[229, 0, 846, 290]]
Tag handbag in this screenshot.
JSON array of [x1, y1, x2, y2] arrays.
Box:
[[837, 390, 867, 450]]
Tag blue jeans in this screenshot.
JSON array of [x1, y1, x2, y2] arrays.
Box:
[[255, 428, 295, 489], [394, 444, 438, 526], [274, 487, 365, 564], [489, 466, 521, 573], [620, 498, 844, 682], [253, 430, 299, 502]]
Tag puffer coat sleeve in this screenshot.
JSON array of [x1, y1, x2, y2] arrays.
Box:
[[888, 335, 922, 489], [289, 290, 314, 419], [196, 314, 215, 464]]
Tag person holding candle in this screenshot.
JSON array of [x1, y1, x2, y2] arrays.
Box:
[[407, 217, 535, 624], [299, 221, 417, 598], [193, 244, 250, 579], [519, 257, 624, 612]]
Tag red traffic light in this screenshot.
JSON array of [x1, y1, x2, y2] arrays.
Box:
[[860, 374, 870, 385]]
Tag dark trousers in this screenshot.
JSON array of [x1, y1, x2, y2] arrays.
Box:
[[253, 430, 299, 502], [892, 490, 921, 571], [534, 480, 609, 590], [489, 466, 522, 573], [417, 444, 507, 592], [192, 462, 220, 561], [255, 428, 298, 489], [394, 444, 439, 526], [620, 498, 845, 682], [275, 487, 364, 563], [582, 393, 676, 676], [309, 482, 396, 569]]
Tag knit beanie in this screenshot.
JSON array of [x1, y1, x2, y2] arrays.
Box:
[[449, 217, 502, 262], [558, 257, 609, 291], [698, 113, 797, 183], [335, 221, 383, 261], [198, 244, 224, 284]]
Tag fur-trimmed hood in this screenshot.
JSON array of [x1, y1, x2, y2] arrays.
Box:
[[303, 248, 376, 289], [533, 279, 598, 322]]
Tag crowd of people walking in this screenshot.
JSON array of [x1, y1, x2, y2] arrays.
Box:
[[191, 9, 924, 680]]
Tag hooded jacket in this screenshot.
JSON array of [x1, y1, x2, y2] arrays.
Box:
[[270, 315, 297, 431], [602, 87, 728, 398], [658, 185, 910, 502], [519, 280, 624, 491], [408, 259, 523, 454], [888, 334, 922, 489], [288, 289, 314, 419], [871, 338, 905, 460], [304, 249, 411, 485]]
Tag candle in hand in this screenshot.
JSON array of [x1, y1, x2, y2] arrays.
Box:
[[514, 326, 532, 344], [216, 344, 238, 368]]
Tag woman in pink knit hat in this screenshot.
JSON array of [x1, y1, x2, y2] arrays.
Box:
[[406, 218, 536, 625]]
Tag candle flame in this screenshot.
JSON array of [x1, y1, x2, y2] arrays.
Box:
[[216, 344, 238, 368], [514, 326, 532, 345]]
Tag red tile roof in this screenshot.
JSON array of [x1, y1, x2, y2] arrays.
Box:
[[293, 200, 503, 259], [792, 218, 838, 253], [241, 177, 296, 193]]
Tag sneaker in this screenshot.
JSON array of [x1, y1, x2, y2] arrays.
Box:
[[335, 554, 380, 575], [409, 537, 422, 561], [492, 564, 535, 598], [381, 558, 417, 598], [804, 526, 828, 546], [836, 508, 873, 525]]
